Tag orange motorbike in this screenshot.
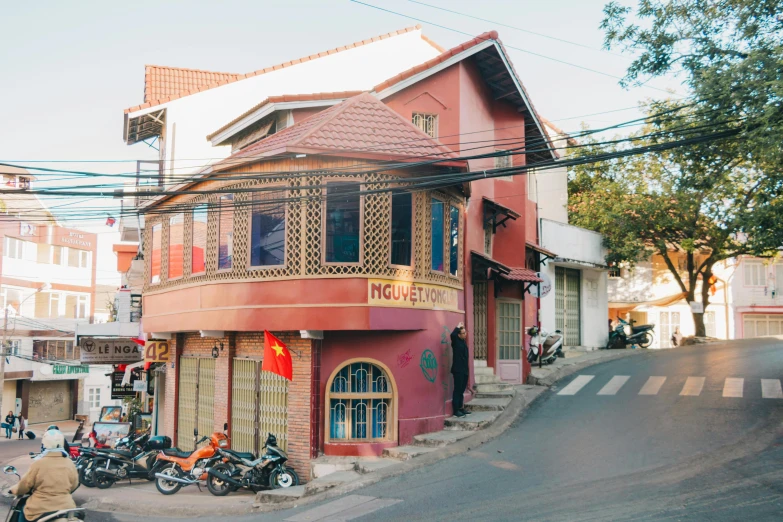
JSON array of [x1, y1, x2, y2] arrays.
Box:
[[154, 424, 230, 495]]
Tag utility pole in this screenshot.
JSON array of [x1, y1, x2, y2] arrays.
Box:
[[0, 306, 8, 417]]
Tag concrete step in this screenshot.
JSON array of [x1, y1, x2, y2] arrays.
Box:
[[474, 373, 503, 384], [355, 458, 400, 474], [255, 485, 305, 504], [303, 471, 361, 496], [473, 359, 488, 368], [465, 397, 512, 412], [382, 445, 438, 461], [473, 366, 495, 376], [474, 382, 513, 393], [444, 411, 501, 431], [413, 430, 473, 448], [310, 456, 358, 479], [475, 389, 515, 399]]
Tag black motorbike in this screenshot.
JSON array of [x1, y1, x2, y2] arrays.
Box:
[[85, 432, 172, 489], [3, 464, 85, 521], [607, 319, 655, 349], [206, 433, 299, 495]]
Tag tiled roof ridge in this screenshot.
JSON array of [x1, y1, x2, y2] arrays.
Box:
[[144, 65, 243, 103], [144, 64, 243, 75], [206, 91, 365, 142], [126, 25, 424, 114]]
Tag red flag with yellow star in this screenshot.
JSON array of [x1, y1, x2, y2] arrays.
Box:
[[262, 331, 293, 381]]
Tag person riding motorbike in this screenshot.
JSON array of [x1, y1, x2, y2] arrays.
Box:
[[9, 429, 79, 521]]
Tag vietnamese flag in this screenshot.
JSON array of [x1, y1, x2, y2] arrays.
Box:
[[262, 331, 293, 381]]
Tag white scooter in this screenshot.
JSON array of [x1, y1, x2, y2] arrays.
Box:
[[3, 464, 85, 521], [526, 326, 565, 365]]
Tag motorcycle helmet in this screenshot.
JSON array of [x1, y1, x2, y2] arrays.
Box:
[[47, 425, 59, 431], [42, 429, 65, 450], [527, 326, 539, 336]]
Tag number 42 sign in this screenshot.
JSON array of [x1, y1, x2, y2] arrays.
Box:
[[144, 341, 171, 363]]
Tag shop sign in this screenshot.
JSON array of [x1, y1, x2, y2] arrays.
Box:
[[368, 279, 459, 312], [111, 371, 137, 399], [80, 337, 143, 364], [33, 363, 90, 381], [132, 380, 147, 392], [144, 341, 170, 363], [59, 231, 92, 248], [526, 271, 553, 298], [52, 364, 89, 376]]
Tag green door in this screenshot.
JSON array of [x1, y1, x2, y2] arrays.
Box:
[[555, 267, 581, 346]]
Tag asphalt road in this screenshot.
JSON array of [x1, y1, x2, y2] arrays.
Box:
[[4, 338, 782, 521]]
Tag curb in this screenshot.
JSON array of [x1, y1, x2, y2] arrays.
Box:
[[527, 350, 641, 388], [251, 385, 546, 513]]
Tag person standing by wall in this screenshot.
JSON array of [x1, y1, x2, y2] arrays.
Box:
[[4, 411, 14, 439], [17, 414, 26, 439], [450, 322, 471, 418]]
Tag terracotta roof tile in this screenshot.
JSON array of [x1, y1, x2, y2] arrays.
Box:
[[143, 65, 243, 103], [215, 93, 458, 169], [126, 25, 426, 115], [502, 268, 542, 283]]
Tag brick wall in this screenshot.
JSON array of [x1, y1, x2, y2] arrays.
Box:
[[162, 334, 180, 444]]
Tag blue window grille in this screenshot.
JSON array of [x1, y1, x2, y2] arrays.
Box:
[[329, 362, 392, 441]]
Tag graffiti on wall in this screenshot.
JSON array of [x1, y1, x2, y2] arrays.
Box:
[[28, 381, 71, 423], [397, 349, 413, 368], [420, 350, 438, 383]]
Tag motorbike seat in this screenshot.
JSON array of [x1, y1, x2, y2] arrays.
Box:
[[162, 448, 193, 459], [632, 324, 654, 331], [101, 449, 133, 458], [224, 449, 255, 461], [32, 510, 85, 521]]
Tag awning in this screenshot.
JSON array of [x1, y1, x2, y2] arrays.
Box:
[[483, 197, 520, 233], [526, 241, 557, 261], [609, 292, 687, 310], [501, 267, 542, 283], [470, 250, 510, 283]]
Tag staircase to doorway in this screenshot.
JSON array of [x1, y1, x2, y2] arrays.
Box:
[[472, 359, 515, 400]]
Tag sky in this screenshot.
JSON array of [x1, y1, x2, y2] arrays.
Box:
[[0, 0, 685, 284]]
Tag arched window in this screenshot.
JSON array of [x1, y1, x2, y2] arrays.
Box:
[[326, 360, 396, 442]]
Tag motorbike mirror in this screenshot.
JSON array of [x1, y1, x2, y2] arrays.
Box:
[[223, 422, 228, 432], [3, 466, 16, 475], [193, 428, 198, 437]]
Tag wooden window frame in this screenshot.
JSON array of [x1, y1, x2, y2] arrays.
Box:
[[321, 180, 365, 267], [168, 213, 185, 281], [448, 204, 461, 279], [429, 195, 447, 276], [191, 204, 209, 277], [216, 194, 235, 273], [388, 191, 415, 270], [324, 358, 398, 444], [247, 185, 288, 270]]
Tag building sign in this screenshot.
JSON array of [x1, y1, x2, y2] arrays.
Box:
[[33, 362, 90, 381], [19, 222, 36, 237], [526, 271, 553, 298], [132, 380, 147, 392], [111, 371, 137, 399], [60, 231, 92, 248], [80, 337, 143, 364], [368, 279, 459, 312], [144, 341, 170, 363], [52, 364, 89, 376]]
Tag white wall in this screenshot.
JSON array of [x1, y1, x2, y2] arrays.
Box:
[[128, 29, 441, 177], [530, 167, 569, 224], [2, 257, 92, 287]]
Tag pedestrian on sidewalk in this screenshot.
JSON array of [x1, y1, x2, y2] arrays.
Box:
[[4, 411, 14, 439], [450, 322, 471, 418], [17, 414, 26, 439]]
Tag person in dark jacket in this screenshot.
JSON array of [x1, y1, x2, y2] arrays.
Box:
[[450, 322, 471, 417], [4, 411, 14, 439]]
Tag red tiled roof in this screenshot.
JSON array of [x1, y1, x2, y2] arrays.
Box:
[[502, 268, 542, 283], [207, 91, 365, 142], [215, 92, 458, 169], [144, 65, 242, 103], [373, 31, 498, 93], [125, 25, 429, 114]]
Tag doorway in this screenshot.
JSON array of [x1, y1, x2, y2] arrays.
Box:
[[496, 299, 523, 383], [555, 267, 582, 346], [177, 357, 215, 450]]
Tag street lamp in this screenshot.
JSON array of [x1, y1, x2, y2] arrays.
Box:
[[0, 282, 53, 416]]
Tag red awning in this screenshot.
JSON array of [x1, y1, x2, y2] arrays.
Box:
[[501, 267, 542, 283]]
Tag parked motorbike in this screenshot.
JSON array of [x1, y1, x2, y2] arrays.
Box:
[[526, 326, 565, 365], [606, 319, 655, 349], [154, 426, 230, 495], [206, 433, 299, 495], [3, 464, 85, 521], [89, 432, 172, 489]]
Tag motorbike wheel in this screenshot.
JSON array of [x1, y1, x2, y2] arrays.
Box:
[[93, 462, 117, 490], [155, 465, 183, 496], [206, 463, 234, 497], [270, 467, 300, 489], [638, 332, 653, 349], [79, 460, 96, 488]]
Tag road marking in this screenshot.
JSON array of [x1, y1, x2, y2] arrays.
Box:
[[638, 376, 667, 395], [679, 377, 705, 396], [761, 379, 783, 399], [557, 375, 594, 395], [597, 375, 630, 395], [722, 378, 744, 398]]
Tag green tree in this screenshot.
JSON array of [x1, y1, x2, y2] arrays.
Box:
[[569, 103, 783, 336], [601, 0, 783, 168]]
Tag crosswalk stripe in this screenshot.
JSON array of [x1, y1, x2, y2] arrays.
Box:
[[680, 377, 705, 396], [557, 375, 594, 395], [722, 378, 744, 398], [761, 379, 783, 399], [597, 376, 630, 395], [638, 376, 667, 395]]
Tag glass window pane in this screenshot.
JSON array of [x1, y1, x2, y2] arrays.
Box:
[[251, 190, 286, 266], [218, 195, 234, 270], [431, 199, 444, 271], [325, 183, 360, 263], [68, 248, 79, 267], [150, 224, 162, 284], [390, 192, 412, 266], [168, 213, 184, 279], [449, 205, 459, 276], [192, 204, 208, 274]]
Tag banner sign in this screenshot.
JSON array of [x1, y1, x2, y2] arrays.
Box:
[[368, 279, 459, 312], [144, 341, 170, 363], [80, 338, 143, 364], [111, 371, 137, 399]]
